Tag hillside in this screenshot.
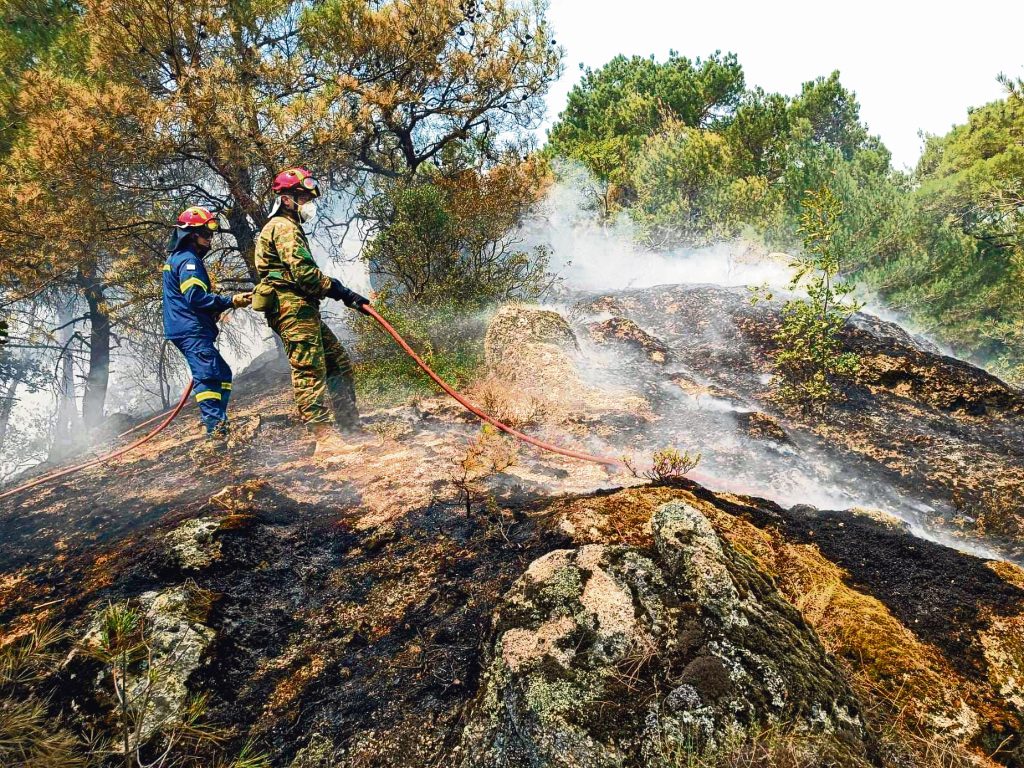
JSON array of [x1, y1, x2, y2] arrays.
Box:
[[2, 287, 1023, 768]]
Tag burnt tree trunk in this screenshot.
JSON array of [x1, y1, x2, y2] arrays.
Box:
[[50, 303, 81, 461], [226, 205, 260, 283], [81, 281, 110, 432]]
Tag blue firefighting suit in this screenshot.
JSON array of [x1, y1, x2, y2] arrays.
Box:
[[162, 246, 234, 433]]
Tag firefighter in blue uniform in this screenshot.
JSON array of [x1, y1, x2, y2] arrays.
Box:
[[163, 206, 251, 438]]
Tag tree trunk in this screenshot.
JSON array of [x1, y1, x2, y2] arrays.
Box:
[[0, 378, 19, 454], [82, 281, 111, 432], [50, 303, 81, 461], [227, 205, 260, 283]]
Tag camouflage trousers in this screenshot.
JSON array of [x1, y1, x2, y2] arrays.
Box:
[[267, 292, 358, 428]]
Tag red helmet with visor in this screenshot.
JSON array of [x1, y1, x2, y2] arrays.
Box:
[[168, 206, 219, 253], [271, 167, 321, 198]]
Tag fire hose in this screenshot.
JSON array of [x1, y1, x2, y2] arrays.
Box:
[[364, 305, 624, 468], [0, 306, 642, 504], [0, 382, 194, 503]]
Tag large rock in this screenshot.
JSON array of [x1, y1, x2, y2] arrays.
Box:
[[480, 304, 646, 427], [484, 304, 579, 369], [165, 517, 222, 570], [458, 501, 873, 768], [81, 585, 216, 746]]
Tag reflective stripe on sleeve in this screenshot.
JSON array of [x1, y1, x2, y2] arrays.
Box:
[[180, 277, 210, 293]]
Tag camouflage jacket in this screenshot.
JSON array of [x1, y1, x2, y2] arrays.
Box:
[[254, 212, 332, 301]]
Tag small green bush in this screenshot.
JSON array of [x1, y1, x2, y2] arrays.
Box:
[[354, 293, 488, 406], [760, 186, 861, 408]]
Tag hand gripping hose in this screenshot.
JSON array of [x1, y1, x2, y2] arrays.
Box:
[[0, 382, 194, 503], [364, 305, 625, 469]]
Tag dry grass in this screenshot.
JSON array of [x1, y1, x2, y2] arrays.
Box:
[[652, 723, 862, 768], [715, 519, 1009, 768], [0, 622, 91, 767], [468, 374, 551, 428]]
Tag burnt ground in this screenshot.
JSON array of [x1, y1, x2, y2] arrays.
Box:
[[2, 292, 1024, 766], [572, 284, 1024, 559], [5, 467, 1023, 766], [686, 484, 1024, 687]]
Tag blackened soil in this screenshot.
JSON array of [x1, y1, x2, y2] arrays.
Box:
[[783, 508, 1023, 679], [186, 490, 565, 765], [689, 484, 1024, 686]]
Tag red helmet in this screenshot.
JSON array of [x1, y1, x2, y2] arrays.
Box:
[[176, 206, 219, 233], [272, 167, 321, 198]]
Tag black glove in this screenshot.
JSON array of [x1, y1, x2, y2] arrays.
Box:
[[328, 279, 370, 314], [326, 278, 346, 301]]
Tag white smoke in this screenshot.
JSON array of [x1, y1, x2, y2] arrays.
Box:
[[518, 167, 1017, 564], [519, 165, 796, 292]]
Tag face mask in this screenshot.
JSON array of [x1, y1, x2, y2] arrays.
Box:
[[298, 200, 318, 223]]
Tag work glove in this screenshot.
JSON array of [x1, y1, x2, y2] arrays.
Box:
[[328, 279, 371, 314], [231, 292, 253, 308]]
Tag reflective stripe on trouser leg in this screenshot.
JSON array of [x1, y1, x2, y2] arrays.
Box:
[[220, 380, 233, 410], [193, 382, 226, 429], [321, 322, 358, 427], [171, 336, 230, 431]]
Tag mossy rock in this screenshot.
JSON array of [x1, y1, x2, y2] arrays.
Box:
[[484, 305, 579, 368], [458, 502, 874, 768]]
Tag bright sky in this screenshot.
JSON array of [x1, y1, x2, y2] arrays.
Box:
[[541, 0, 1024, 170]]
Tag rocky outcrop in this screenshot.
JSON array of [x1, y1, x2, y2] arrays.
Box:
[[165, 517, 223, 570], [587, 317, 670, 363], [571, 284, 1024, 554], [80, 584, 215, 745], [459, 501, 873, 767], [485, 304, 580, 368]]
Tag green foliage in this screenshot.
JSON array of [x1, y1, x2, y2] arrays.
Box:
[[632, 120, 781, 245], [547, 52, 872, 231], [548, 50, 1024, 381], [546, 51, 745, 201], [788, 71, 869, 159], [356, 162, 555, 404], [354, 294, 487, 406], [767, 188, 861, 407], [362, 164, 555, 308]]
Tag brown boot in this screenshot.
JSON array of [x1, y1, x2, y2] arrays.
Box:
[[311, 423, 361, 463]]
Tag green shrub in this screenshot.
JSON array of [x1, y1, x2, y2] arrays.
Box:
[[761, 187, 861, 408], [354, 293, 489, 406]]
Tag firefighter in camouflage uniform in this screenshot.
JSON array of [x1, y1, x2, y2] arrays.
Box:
[[253, 167, 370, 455]]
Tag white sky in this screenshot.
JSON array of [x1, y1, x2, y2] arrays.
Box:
[[541, 0, 1024, 170]]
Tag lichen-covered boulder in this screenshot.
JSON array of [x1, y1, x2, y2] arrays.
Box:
[[81, 585, 215, 746], [484, 305, 579, 369], [165, 517, 222, 570], [134, 586, 216, 739], [458, 501, 873, 768]]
